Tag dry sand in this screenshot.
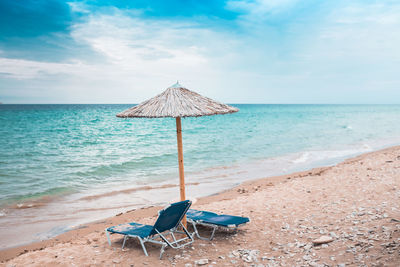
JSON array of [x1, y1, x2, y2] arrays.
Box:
[[1, 146, 399, 266]]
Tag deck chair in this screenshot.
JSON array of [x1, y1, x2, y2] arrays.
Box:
[[105, 200, 194, 259], [187, 209, 249, 240]]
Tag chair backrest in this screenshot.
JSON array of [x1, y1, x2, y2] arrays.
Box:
[[150, 200, 191, 236]]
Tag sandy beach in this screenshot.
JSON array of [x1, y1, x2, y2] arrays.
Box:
[[1, 146, 399, 266]]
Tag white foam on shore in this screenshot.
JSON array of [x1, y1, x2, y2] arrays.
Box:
[[292, 152, 310, 163]]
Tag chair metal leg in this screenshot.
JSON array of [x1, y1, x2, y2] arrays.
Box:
[[181, 222, 195, 242], [209, 226, 217, 240], [170, 232, 178, 243], [106, 230, 112, 246], [122, 235, 128, 249], [190, 221, 217, 241], [159, 243, 167, 259], [190, 221, 200, 239], [138, 237, 149, 256]]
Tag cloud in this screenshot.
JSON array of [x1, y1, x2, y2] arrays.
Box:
[[0, 10, 241, 103], [1, 0, 400, 104], [0, 58, 89, 80], [304, 2, 400, 69]]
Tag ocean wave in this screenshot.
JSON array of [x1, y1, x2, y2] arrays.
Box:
[[292, 152, 310, 163], [78, 182, 199, 201], [4, 186, 75, 210], [362, 143, 371, 150], [74, 153, 176, 178], [289, 144, 373, 167], [342, 125, 353, 130]]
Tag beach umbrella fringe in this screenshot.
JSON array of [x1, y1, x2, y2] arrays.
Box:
[[117, 86, 238, 118]]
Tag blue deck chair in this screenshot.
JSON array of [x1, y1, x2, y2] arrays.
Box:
[[105, 200, 194, 259], [187, 209, 250, 240]]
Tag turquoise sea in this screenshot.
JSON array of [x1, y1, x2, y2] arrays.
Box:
[[1, 104, 400, 248]]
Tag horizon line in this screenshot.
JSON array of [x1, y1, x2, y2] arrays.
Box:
[[1, 103, 400, 105]]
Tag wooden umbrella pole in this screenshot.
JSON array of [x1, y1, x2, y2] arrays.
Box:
[[176, 117, 187, 227], [176, 117, 185, 201]]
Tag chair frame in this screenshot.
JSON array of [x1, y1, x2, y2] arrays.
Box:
[[105, 201, 194, 259], [187, 219, 243, 241], [106, 221, 193, 259]]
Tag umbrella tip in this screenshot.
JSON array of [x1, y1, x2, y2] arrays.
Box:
[[170, 81, 182, 88]]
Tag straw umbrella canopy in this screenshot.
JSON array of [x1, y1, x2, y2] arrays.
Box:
[[117, 82, 238, 207]]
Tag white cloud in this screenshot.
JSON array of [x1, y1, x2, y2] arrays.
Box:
[[0, 57, 89, 79], [310, 2, 400, 64], [1, 1, 400, 103], [0, 11, 242, 102], [67, 2, 91, 13], [72, 14, 210, 67], [1, 12, 235, 80]]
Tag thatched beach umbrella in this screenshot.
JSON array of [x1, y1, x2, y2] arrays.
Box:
[[117, 82, 238, 210]]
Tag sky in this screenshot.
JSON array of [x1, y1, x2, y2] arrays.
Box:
[[0, 0, 399, 104]]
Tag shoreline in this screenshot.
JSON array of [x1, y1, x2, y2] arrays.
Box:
[[0, 157, 337, 262], [0, 141, 386, 251], [1, 145, 399, 265]]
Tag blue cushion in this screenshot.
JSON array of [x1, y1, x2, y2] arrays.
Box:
[[106, 222, 154, 238], [106, 200, 192, 238], [187, 209, 249, 227]]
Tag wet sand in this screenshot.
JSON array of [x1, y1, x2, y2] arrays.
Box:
[[1, 146, 399, 266]]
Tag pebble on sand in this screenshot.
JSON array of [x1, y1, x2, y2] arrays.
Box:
[[195, 259, 209, 265], [312, 235, 334, 245]]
